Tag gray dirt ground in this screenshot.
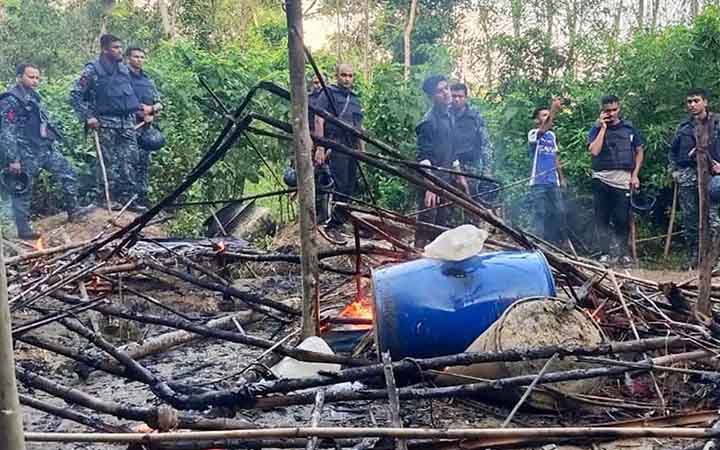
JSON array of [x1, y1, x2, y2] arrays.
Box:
[[14, 255, 697, 450]]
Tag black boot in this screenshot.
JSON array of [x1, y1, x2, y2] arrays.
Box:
[[16, 220, 40, 240]]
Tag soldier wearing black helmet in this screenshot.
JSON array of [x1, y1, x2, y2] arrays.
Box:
[[0, 64, 91, 239]]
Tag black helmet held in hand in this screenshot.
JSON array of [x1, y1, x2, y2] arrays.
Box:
[[630, 189, 656, 214], [138, 125, 166, 152], [0, 169, 30, 196]]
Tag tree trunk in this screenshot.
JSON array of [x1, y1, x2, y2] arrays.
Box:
[[364, 0, 370, 81], [637, 0, 645, 28], [336, 0, 342, 59], [403, 0, 418, 81], [695, 115, 715, 324], [479, 7, 494, 88], [0, 231, 26, 450], [545, 0, 554, 45], [285, 0, 321, 338], [651, 0, 661, 29], [566, 0, 578, 77], [510, 0, 523, 37], [158, 0, 177, 39], [690, 0, 699, 20]]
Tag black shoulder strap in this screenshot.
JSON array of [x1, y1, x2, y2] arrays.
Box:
[[91, 60, 107, 77]]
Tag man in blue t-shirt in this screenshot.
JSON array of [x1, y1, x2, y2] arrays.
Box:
[[528, 98, 566, 246]]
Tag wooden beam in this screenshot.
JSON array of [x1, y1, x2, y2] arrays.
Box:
[[285, 0, 320, 338], [0, 230, 26, 450]]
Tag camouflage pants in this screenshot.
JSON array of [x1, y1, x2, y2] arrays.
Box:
[[136, 148, 151, 201], [10, 143, 78, 233], [675, 167, 720, 258], [97, 126, 140, 203]]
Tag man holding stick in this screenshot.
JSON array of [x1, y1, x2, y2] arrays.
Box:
[[669, 88, 720, 267], [70, 34, 150, 212]]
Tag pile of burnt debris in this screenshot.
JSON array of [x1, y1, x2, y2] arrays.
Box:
[[8, 81, 720, 450]]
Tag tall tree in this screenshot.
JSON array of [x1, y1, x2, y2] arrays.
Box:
[[403, 0, 418, 80]]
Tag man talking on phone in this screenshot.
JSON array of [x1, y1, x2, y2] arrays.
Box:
[[588, 95, 645, 266]]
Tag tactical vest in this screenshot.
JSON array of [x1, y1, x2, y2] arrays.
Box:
[[417, 107, 456, 169], [91, 59, 140, 117], [1, 86, 56, 149], [591, 122, 636, 171], [672, 115, 720, 167], [452, 107, 483, 165], [321, 85, 363, 147], [129, 71, 155, 106]]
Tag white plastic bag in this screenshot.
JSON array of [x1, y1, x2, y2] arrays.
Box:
[[423, 224, 488, 262]]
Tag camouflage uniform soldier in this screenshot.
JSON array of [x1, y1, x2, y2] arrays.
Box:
[[69, 34, 151, 212], [127, 45, 163, 209], [0, 64, 90, 239], [669, 88, 720, 266], [450, 83, 494, 185]]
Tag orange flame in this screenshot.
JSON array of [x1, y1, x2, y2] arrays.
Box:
[[34, 237, 45, 251], [338, 296, 374, 321], [214, 241, 226, 254]]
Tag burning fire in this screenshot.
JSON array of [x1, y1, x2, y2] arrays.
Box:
[[338, 296, 374, 322], [34, 237, 45, 251], [214, 241, 227, 254]]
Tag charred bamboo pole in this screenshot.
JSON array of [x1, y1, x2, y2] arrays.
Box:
[[50, 292, 369, 367], [103, 310, 255, 372], [6, 239, 94, 266], [59, 318, 201, 411], [14, 367, 256, 431], [23, 426, 720, 444], [19, 394, 131, 433], [382, 352, 407, 450], [145, 260, 300, 316], [305, 390, 326, 450], [0, 231, 25, 450], [245, 336, 687, 396], [252, 350, 708, 410]]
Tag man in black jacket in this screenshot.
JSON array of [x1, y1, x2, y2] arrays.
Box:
[[0, 64, 90, 238], [669, 88, 720, 266], [414, 74, 455, 249], [314, 64, 364, 232]]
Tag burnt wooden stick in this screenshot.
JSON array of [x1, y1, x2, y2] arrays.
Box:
[[93, 273, 196, 321], [100, 310, 255, 373], [19, 393, 132, 433], [250, 363, 654, 409], [23, 425, 720, 444], [59, 318, 196, 411], [245, 336, 688, 396], [15, 366, 256, 431], [10, 261, 108, 309], [382, 352, 407, 450], [145, 260, 300, 316], [11, 298, 106, 337], [51, 292, 370, 367], [305, 390, 326, 450], [5, 240, 94, 266]]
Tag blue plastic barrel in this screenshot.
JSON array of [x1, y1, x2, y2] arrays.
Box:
[[372, 251, 556, 359]]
